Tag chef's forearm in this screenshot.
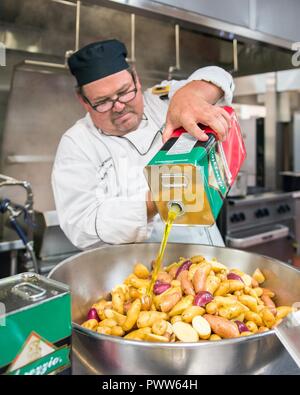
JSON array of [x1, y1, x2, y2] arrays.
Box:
[[184, 80, 223, 104]]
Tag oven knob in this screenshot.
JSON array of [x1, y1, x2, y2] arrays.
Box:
[[238, 212, 246, 221], [230, 214, 238, 223], [277, 205, 284, 214], [285, 204, 291, 212], [255, 209, 263, 218], [263, 208, 269, 216]]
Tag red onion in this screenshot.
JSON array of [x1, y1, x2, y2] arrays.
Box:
[[235, 320, 249, 333], [194, 291, 214, 307], [227, 272, 244, 282], [153, 281, 171, 295], [87, 308, 100, 322], [175, 260, 193, 279]]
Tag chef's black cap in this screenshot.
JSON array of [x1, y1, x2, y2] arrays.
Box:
[[68, 39, 129, 86]]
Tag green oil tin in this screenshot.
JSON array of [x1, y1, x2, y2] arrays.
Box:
[[0, 272, 71, 375]]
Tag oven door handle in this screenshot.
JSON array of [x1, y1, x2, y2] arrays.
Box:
[[226, 225, 289, 248]]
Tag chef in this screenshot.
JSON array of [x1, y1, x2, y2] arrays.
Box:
[[52, 39, 234, 249]]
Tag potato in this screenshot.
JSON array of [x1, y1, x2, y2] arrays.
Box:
[[192, 267, 207, 293], [134, 263, 150, 279], [190, 255, 205, 264], [245, 321, 258, 333], [159, 290, 183, 313], [205, 275, 221, 295], [209, 334, 222, 341], [172, 322, 199, 342], [143, 333, 169, 343], [92, 300, 112, 321], [203, 314, 240, 338], [218, 303, 247, 320], [214, 280, 231, 296], [112, 288, 125, 315], [205, 301, 218, 315], [104, 309, 127, 326], [81, 319, 98, 330], [276, 306, 294, 319], [177, 270, 195, 296], [157, 271, 172, 283], [192, 316, 211, 340], [96, 326, 112, 335], [182, 306, 205, 323], [228, 280, 245, 293], [122, 299, 141, 331], [170, 315, 182, 324], [98, 318, 117, 328], [209, 260, 229, 273], [260, 308, 276, 328], [238, 295, 258, 312], [244, 311, 263, 327], [137, 311, 168, 328], [168, 295, 194, 317], [111, 326, 125, 337], [124, 327, 151, 340], [252, 268, 265, 284], [261, 295, 277, 315], [152, 319, 168, 336]]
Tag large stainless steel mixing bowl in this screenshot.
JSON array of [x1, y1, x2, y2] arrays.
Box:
[[48, 243, 300, 374]]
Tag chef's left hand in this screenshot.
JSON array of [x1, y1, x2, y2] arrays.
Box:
[[162, 80, 231, 143]]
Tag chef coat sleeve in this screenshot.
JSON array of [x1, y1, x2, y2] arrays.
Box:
[[168, 66, 234, 105], [52, 135, 152, 249]]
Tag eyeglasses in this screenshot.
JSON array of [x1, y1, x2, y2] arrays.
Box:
[[81, 72, 137, 113]]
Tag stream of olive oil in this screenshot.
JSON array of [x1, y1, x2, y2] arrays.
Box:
[[147, 204, 181, 297]]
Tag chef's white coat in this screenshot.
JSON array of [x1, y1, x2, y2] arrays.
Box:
[[52, 66, 234, 250]]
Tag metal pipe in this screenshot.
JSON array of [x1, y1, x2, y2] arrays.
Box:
[[168, 24, 181, 80], [126, 13, 136, 64], [51, 0, 76, 6], [75, 1, 81, 51], [233, 38, 238, 72], [23, 60, 66, 69]]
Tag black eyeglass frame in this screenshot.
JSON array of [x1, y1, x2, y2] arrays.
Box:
[[78, 70, 138, 113]]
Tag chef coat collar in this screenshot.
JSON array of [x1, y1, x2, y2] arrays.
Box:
[[120, 114, 163, 155], [86, 111, 163, 156]]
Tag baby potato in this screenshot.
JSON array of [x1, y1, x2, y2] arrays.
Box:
[[124, 327, 151, 340], [245, 321, 258, 333], [276, 306, 294, 319], [133, 263, 150, 279], [111, 326, 125, 337], [104, 309, 127, 326], [96, 326, 112, 335], [252, 268, 265, 284], [168, 295, 194, 317], [244, 311, 263, 327], [203, 314, 240, 338], [238, 295, 258, 312], [260, 308, 276, 328], [209, 334, 222, 341], [143, 333, 169, 343], [152, 319, 168, 336], [205, 301, 218, 315], [205, 275, 221, 295], [82, 319, 98, 330], [172, 321, 199, 342], [190, 255, 205, 264], [192, 316, 211, 340], [122, 299, 142, 331], [170, 315, 182, 324], [137, 311, 168, 328], [182, 306, 205, 323]]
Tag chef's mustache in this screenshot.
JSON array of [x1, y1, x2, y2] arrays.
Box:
[[111, 107, 132, 121]]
